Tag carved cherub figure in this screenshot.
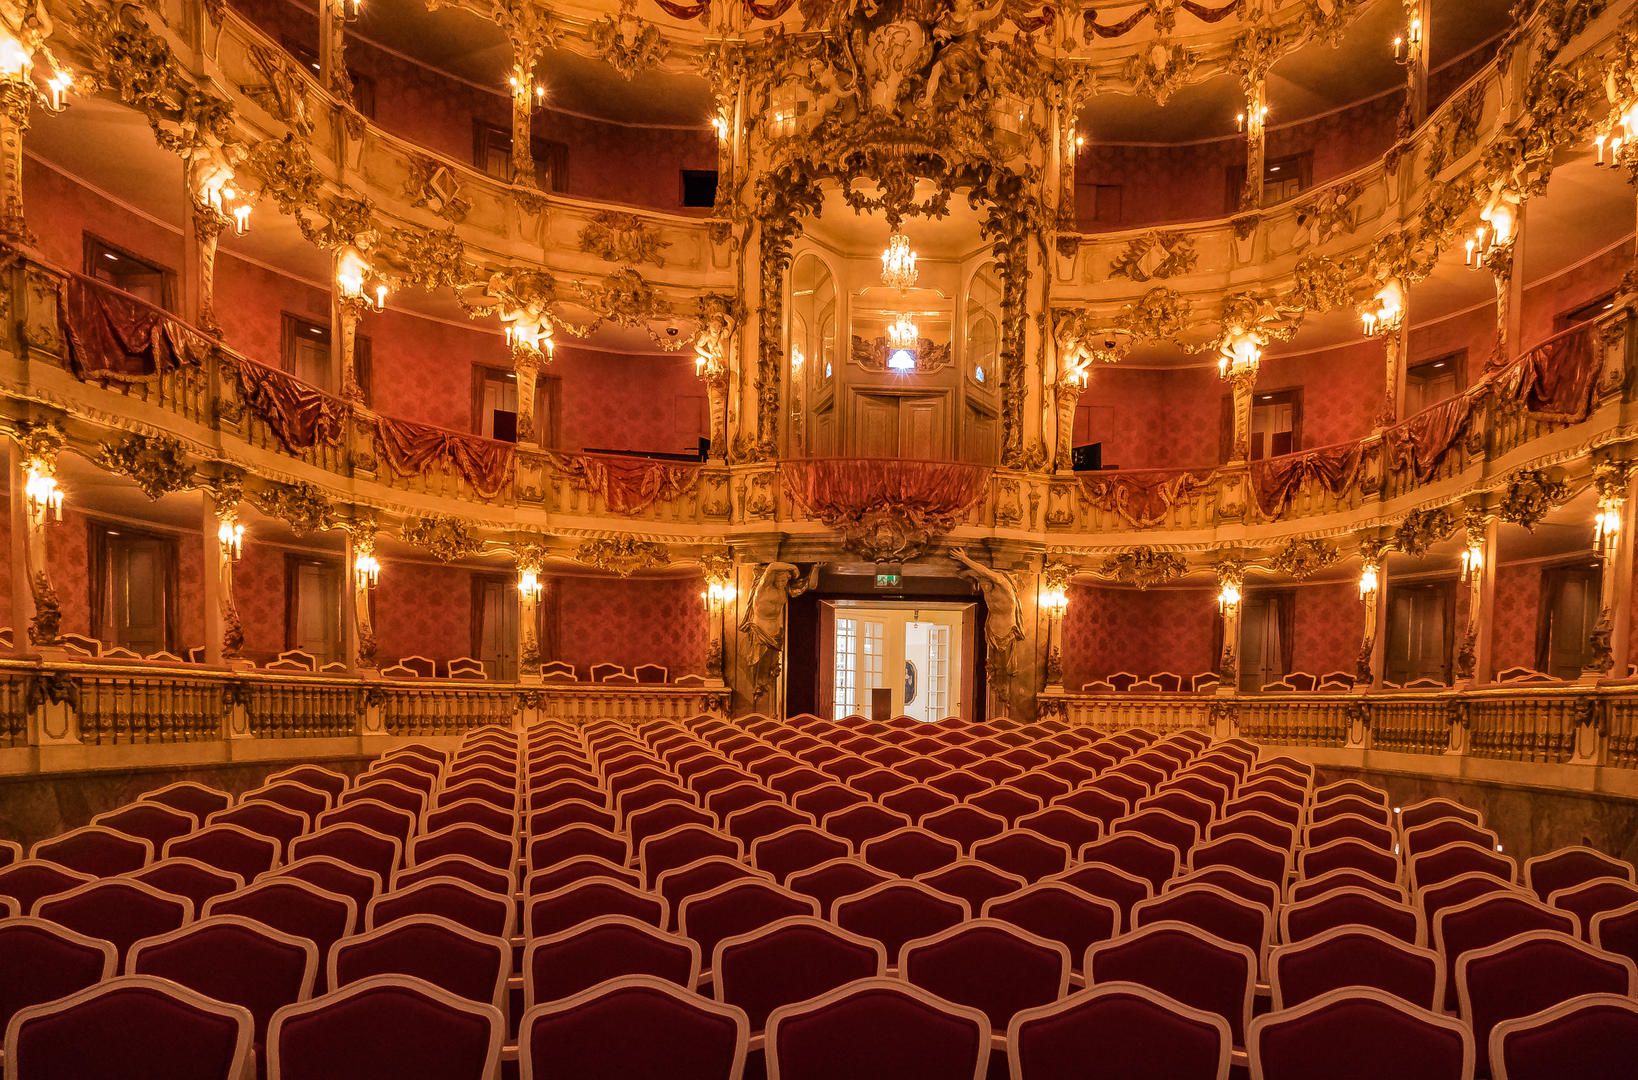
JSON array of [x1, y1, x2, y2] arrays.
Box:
[[740, 562, 820, 701], [949, 546, 1023, 674]]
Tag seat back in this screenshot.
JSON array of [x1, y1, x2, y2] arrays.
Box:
[[288, 823, 403, 885], [832, 880, 971, 959], [525, 915, 701, 1007], [34, 878, 193, 962], [1247, 987, 1473, 1080], [92, 801, 197, 851], [30, 824, 152, 877], [5, 975, 252, 1080], [766, 977, 988, 1080], [1489, 992, 1638, 1080], [1086, 921, 1255, 1046], [712, 916, 885, 1033], [980, 881, 1121, 968], [331, 914, 510, 1013], [0, 917, 117, 1038], [368, 876, 515, 938], [129, 913, 318, 1043], [268, 974, 503, 1080], [142, 781, 233, 821], [1525, 846, 1634, 902], [204, 878, 356, 988], [898, 919, 1069, 1032], [678, 878, 820, 968], [527, 876, 667, 937], [1007, 982, 1230, 1080], [519, 974, 747, 1080], [1270, 925, 1442, 1011]]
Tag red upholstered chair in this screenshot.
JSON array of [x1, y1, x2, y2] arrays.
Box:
[[331, 914, 509, 1014], [92, 801, 198, 851], [765, 978, 988, 1080], [1281, 886, 1425, 945], [529, 824, 631, 872], [833, 880, 971, 960], [129, 913, 317, 1058], [0, 858, 89, 914], [972, 829, 1072, 883], [1190, 834, 1291, 887], [702, 782, 779, 823], [528, 799, 618, 837], [1305, 813, 1396, 851], [1078, 833, 1178, 891], [343, 779, 427, 820], [1313, 779, 1388, 806], [519, 975, 747, 1080], [983, 881, 1122, 969], [1110, 808, 1198, 860], [245, 780, 333, 821], [130, 856, 245, 912], [525, 854, 641, 895], [268, 974, 503, 1080], [34, 878, 193, 963], [1134, 883, 1272, 976], [1554, 879, 1638, 941], [626, 801, 715, 850], [393, 854, 511, 899], [860, 827, 961, 879], [530, 778, 606, 811], [656, 859, 769, 928], [141, 780, 232, 821], [920, 805, 1008, 853], [679, 879, 820, 972], [1457, 931, 1636, 1078], [0, 839, 18, 869], [1050, 862, 1151, 929], [204, 878, 355, 989], [749, 825, 850, 884], [4, 975, 252, 1080], [1525, 846, 1634, 903], [1405, 820, 1501, 862], [526, 916, 702, 1009], [366, 877, 515, 939], [820, 804, 914, 850], [791, 783, 868, 821], [1007, 981, 1231, 1080], [1489, 992, 1638, 1080], [319, 800, 418, 848], [528, 876, 667, 938], [436, 780, 517, 816], [1290, 867, 1407, 905], [207, 802, 310, 860], [1249, 988, 1473, 1080], [1270, 925, 1443, 1011], [1168, 866, 1279, 914], [916, 860, 1026, 916], [423, 799, 514, 840], [0, 918, 117, 1044], [725, 803, 814, 851], [713, 915, 885, 1041], [786, 856, 895, 918], [1435, 891, 1577, 1011], [267, 765, 349, 802], [899, 919, 1070, 1053], [1224, 793, 1302, 829], [969, 786, 1045, 825], [641, 825, 742, 889], [1299, 838, 1402, 884], [1087, 922, 1256, 1048], [1398, 797, 1484, 833], [409, 824, 516, 874], [879, 786, 959, 824], [288, 823, 402, 886], [1018, 807, 1103, 854], [1310, 795, 1392, 828], [30, 824, 152, 877]]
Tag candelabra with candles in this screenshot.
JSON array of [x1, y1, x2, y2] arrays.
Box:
[[337, 248, 387, 312], [1361, 280, 1406, 337], [517, 568, 543, 601], [505, 318, 553, 358], [354, 551, 381, 590], [23, 459, 61, 522], [1460, 538, 1483, 584], [1217, 579, 1242, 613], [1359, 562, 1380, 599], [1234, 104, 1268, 134], [217, 518, 245, 561], [1217, 334, 1261, 382], [509, 73, 547, 106], [1595, 498, 1623, 559], [1594, 103, 1638, 170], [1392, 13, 1423, 63], [334, 0, 364, 20]]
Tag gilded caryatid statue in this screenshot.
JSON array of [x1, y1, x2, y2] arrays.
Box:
[[740, 561, 820, 705], [949, 546, 1024, 683]]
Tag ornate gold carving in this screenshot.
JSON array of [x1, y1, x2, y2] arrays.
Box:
[[250, 481, 334, 535], [1294, 181, 1362, 247], [1392, 506, 1457, 557], [1123, 39, 1198, 105], [1497, 469, 1569, 530], [590, 0, 667, 81], [402, 515, 485, 561], [575, 536, 671, 577], [1267, 537, 1340, 580], [577, 211, 671, 268], [1424, 83, 1484, 181], [1290, 255, 1355, 313], [381, 226, 471, 291], [201, 467, 245, 513], [96, 433, 196, 499], [1115, 287, 1190, 345], [850, 334, 952, 373], [401, 157, 472, 223], [1108, 230, 1197, 282], [1100, 548, 1188, 590], [12, 417, 65, 465], [240, 42, 312, 137]]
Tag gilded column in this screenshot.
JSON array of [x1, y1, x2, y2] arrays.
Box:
[[203, 471, 247, 667], [1040, 562, 1070, 692], [512, 344, 542, 446], [335, 290, 369, 404], [0, 75, 30, 243], [517, 544, 544, 683], [1394, 0, 1430, 132], [345, 519, 379, 673], [1215, 560, 1245, 693], [1239, 77, 1267, 211], [1479, 195, 1523, 364], [701, 549, 734, 685], [502, 11, 550, 188], [1356, 540, 1388, 688], [12, 420, 64, 649], [319, 0, 357, 108], [1456, 508, 1498, 686], [1228, 367, 1257, 463], [186, 198, 227, 335], [1587, 458, 1636, 678]]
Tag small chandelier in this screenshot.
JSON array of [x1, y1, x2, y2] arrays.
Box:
[[886, 316, 919, 372], [1460, 540, 1483, 584], [1362, 280, 1406, 336], [1595, 500, 1623, 559], [24, 461, 62, 522], [1359, 563, 1380, 598], [354, 552, 381, 590], [337, 249, 386, 312], [1217, 335, 1261, 381], [881, 230, 918, 292], [1217, 581, 1242, 612], [217, 519, 245, 561], [518, 568, 543, 601], [1595, 104, 1638, 168]]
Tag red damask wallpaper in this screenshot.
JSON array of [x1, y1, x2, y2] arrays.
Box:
[[1492, 561, 1543, 674], [213, 254, 331, 371], [1062, 583, 1217, 688], [1078, 364, 1223, 470], [1259, 338, 1383, 448], [366, 308, 496, 432], [23, 157, 182, 281], [233, 540, 289, 659], [374, 560, 473, 663], [1522, 240, 1633, 348], [553, 347, 708, 457], [44, 507, 90, 637], [1289, 580, 1362, 677], [553, 573, 707, 677]]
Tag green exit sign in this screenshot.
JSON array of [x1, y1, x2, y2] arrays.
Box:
[[874, 571, 902, 589]]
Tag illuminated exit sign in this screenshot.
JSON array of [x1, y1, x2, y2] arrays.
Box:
[[874, 570, 902, 589]]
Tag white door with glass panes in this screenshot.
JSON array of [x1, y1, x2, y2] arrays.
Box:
[[832, 606, 963, 721]]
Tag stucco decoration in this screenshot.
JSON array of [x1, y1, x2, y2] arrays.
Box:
[[1267, 537, 1340, 580], [591, 0, 667, 81], [402, 515, 486, 562], [1108, 230, 1198, 282], [577, 211, 672, 268], [740, 561, 818, 706], [1392, 506, 1457, 557], [574, 536, 671, 576], [250, 481, 334, 535], [1497, 468, 1568, 530], [96, 433, 196, 499], [1100, 547, 1188, 589]]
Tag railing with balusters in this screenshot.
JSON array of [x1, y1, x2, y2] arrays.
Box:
[[242, 680, 364, 740], [381, 686, 517, 737], [0, 671, 29, 749], [74, 673, 226, 745]]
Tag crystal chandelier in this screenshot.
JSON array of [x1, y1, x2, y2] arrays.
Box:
[[886, 315, 919, 371], [881, 230, 918, 292]]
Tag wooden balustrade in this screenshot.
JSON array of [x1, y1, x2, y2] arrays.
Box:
[[1051, 694, 1215, 734], [1234, 697, 1349, 747], [1367, 697, 1454, 755], [381, 686, 516, 737], [1466, 694, 1578, 764], [242, 680, 362, 740], [0, 671, 29, 748], [75, 672, 225, 745]]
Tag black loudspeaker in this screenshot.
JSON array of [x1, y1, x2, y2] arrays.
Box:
[[492, 410, 518, 443], [698, 436, 711, 460], [1072, 442, 1103, 471]]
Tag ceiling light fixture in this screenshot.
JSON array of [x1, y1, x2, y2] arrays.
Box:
[[881, 230, 918, 292]]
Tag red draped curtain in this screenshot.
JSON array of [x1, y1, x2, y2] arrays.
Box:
[[234, 358, 348, 452], [549, 452, 703, 515], [59, 274, 210, 383], [376, 417, 516, 499], [781, 458, 992, 521], [1079, 468, 1213, 529]]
